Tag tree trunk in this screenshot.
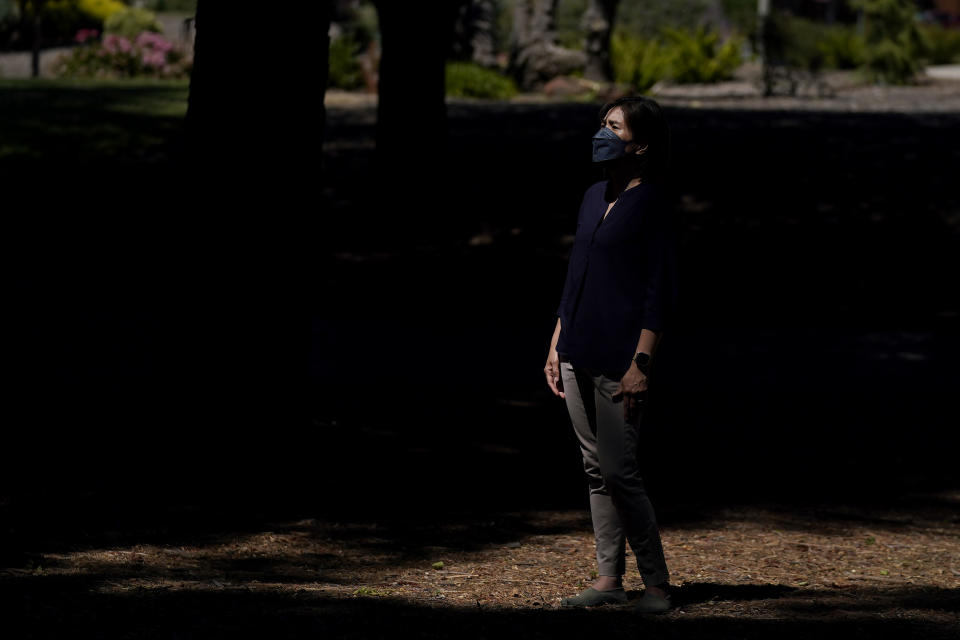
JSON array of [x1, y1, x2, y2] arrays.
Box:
[[582, 0, 618, 83], [509, 0, 586, 91], [176, 0, 324, 467], [371, 0, 465, 243]]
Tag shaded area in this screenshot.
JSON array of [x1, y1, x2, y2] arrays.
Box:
[[315, 585, 960, 640], [317, 97, 960, 521], [0, 78, 189, 166], [312, 586, 959, 640], [4, 91, 955, 535], [1, 584, 957, 639], [2, 80, 960, 637], [3, 496, 959, 638], [4, 74, 301, 503]]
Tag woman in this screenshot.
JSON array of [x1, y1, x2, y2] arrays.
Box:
[[544, 96, 679, 614]]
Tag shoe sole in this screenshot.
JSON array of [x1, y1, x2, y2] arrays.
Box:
[[560, 588, 627, 607], [561, 600, 626, 607], [633, 594, 673, 614]]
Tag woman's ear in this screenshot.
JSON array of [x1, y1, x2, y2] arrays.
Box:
[[633, 143, 649, 155]]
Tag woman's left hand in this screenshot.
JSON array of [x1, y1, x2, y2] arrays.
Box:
[[614, 365, 648, 422]]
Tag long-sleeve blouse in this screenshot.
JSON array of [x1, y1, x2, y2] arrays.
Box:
[[555, 179, 679, 374]]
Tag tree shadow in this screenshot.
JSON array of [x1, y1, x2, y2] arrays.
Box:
[[3, 573, 957, 639], [2, 86, 959, 639]]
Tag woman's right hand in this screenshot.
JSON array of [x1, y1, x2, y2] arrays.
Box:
[[544, 350, 565, 399]]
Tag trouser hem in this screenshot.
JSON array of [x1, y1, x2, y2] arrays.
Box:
[[641, 571, 670, 587]]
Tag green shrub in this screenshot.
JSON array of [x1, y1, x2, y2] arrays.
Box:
[[850, 0, 926, 84], [918, 23, 960, 64], [78, 0, 125, 21], [445, 61, 517, 99], [764, 11, 827, 71], [859, 36, 923, 83], [819, 24, 865, 69], [764, 13, 866, 72], [611, 29, 671, 93], [328, 34, 364, 90], [817, 23, 866, 69], [661, 25, 743, 83], [611, 25, 744, 90], [104, 7, 162, 39]]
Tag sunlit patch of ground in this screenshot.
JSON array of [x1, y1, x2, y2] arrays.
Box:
[[13, 490, 959, 631]]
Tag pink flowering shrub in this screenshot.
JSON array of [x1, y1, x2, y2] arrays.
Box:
[[103, 34, 134, 54], [75, 29, 101, 44], [136, 32, 176, 73], [53, 29, 193, 79]]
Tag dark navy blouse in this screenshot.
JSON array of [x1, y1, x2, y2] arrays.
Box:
[[555, 179, 679, 374]]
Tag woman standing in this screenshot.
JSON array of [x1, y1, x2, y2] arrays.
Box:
[[544, 96, 679, 614]]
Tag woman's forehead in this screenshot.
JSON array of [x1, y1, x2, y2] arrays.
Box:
[[603, 106, 624, 122]]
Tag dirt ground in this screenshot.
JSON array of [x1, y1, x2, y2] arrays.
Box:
[[4, 489, 958, 638]]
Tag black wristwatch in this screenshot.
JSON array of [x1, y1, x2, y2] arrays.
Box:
[[634, 351, 651, 374]]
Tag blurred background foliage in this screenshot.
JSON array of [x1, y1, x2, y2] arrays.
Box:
[[559, 0, 733, 42], [0, 0, 195, 50], [919, 20, 960, 63], [103, 5, 162, 39], [661, 25, 745, 83], [764, 11, 866, 71], [850, 0, 931, 83], [610, 29, 671, 92], [328, 32, 364, 90], [3, 0, 956, 90], [446, 60, 518, 98], [325, 0, 960, 95], [611, 25, 744, 92]]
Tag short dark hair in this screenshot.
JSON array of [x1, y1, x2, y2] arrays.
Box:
[[598, 96, 671, 182]]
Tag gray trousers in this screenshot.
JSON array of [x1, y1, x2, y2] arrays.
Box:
[[560, 359, 670, 587]]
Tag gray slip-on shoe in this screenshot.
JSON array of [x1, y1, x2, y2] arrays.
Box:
[[560, 586, 628, 607], [633, 590, 672, 614]]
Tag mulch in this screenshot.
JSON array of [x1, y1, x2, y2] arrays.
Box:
[[6, 491, 958, 638]]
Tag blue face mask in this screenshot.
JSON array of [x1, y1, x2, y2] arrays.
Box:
[[592, 127, 630, 163]]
